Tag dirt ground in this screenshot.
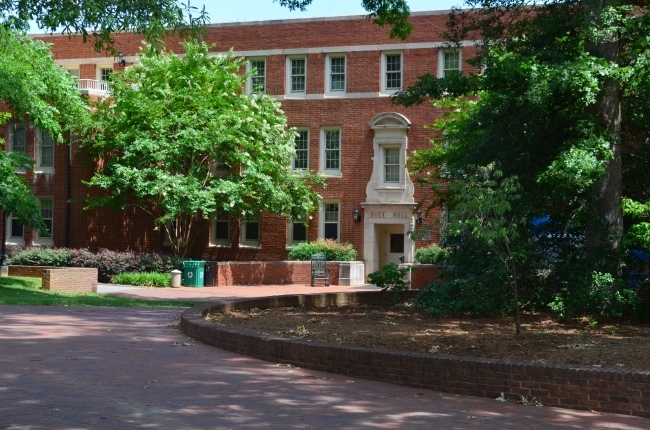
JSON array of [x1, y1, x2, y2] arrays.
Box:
[[206, 301, 650, 371]]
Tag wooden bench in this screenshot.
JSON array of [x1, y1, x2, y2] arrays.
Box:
[[310, 254, 331, 287]]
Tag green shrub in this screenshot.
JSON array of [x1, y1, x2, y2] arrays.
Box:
[[368, 263, 411, 299], [287, 239, 357, 261], [111, 272, 172, 287], [414, 245, 450, 265], [8, 248, 70, 267]]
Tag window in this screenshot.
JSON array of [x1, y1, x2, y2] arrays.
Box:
[[321, 128, 341, 175], [36, 128, 55, 170], [8, 124, 26, 153], [211, 211, 230, 246], [382, 52, 402, 93], [249, 59, 266, 94], [211, 155, 229, 177], [293, 130, 309, 170], [241, 214, 260, 247], [6, 213, 24, 244], [100, 67, 113, 82], [289, 219, 308, 245], [36, 198, 53, 243], [288, 57, 306, 95], [322, 202, 339, 241], [384, 147, 400, 183], [67, 69, 80, 80], [440, 51, 461, 77], [390, 234, 404, 253], [327, 55, 346, 93]]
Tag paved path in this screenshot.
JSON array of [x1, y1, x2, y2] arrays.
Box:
[[0, 289, 648, 429]]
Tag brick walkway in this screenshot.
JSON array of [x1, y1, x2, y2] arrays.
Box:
[[0, 287, 648, 429]]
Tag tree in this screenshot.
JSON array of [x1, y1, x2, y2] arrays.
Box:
[[0, 0, 208, 52], [0, 27, 90, 231], [81, 40, 324, 257]]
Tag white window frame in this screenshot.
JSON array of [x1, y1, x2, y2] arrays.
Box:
[[247, 57, 266, 95], [378, 143, 405, 188], [320, 201, 340, 242], [240, 214, 261, 248], [288, 219, 308, 245], [286, 56, 307, 97], [6, 213, 25, 245], [381, 51, 403, 95], [35, 127, 55, 173], [439, 50, 462, 78], [97, 66, 113, 91], [320, 127, 342, 177], [66, 67, 80, 80], [292, 128, 309, 171], [325, 54, 346, 96], [210, 211, 231, 247], [34, 197, 54, 245], [7, 123, 27, 174]]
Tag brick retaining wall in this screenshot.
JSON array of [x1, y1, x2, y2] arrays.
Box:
[[181, 291, 650, 418], [214, 261, 341, 286], [8, 265, 98, 293]]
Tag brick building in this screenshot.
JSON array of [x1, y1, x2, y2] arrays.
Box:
[[1, 10, 475, 275]]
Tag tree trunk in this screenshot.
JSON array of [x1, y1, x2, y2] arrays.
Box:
[[511, 262, 521, 336], [583, 0, 623, 269]]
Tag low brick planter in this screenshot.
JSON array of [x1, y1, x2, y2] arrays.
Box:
[[8, 265, 98, 293], [181, 291, 650, 417]]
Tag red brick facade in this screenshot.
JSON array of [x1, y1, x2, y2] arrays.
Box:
[[1, 11, 472, 277]]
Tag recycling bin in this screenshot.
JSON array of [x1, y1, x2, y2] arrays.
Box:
[[182, 260, 206, 287], [204, 261, 218, 287]]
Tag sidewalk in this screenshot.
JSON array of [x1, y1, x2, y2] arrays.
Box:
[[97, 282, 377, 301]]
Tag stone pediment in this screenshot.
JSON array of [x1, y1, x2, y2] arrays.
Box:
[[369, 112, 411, 130]]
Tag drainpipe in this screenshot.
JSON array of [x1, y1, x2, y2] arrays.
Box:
[[1, 211, 7, 277], [65, 131, 72, 248]]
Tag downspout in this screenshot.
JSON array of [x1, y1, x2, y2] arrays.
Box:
[[65, 131, 72, 248]]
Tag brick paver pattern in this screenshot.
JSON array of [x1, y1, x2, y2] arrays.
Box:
[[0, 284, 648, 429]]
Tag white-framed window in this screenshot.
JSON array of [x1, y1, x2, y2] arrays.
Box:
[[210, 155, 230, 177], [382, 52, 403, 94], [35, 198, 53, 244], [321, 202, 340, 241], [326, 55, 346, 94], [289, 219, 308, 245], [293, 129, 309, 170], [384, 147, 400, 183], [7, 123, 26, 153], [439, 50, 462, 77], [7, 213, 24, 245], [286, 56, 307, 96], [321, 128, 341, 176], [66, 68, 80, 80], [248, 58, 266, 94], [211, 211, 230, 247], [98, 66, 113, 92], [240, 214, 260, 247], [36, 128, 55, 171]]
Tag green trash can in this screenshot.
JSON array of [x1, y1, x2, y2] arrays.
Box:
[[183, 260, 206, 287]]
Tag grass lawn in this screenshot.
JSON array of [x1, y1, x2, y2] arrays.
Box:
[[0, 276, 203, 308]]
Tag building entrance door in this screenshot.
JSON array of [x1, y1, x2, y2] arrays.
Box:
[[377, 224, 405, 269]]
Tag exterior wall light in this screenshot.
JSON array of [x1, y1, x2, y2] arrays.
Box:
[[118, 52, 126, 67], [416, 211, 423, 225], [352, 207, 361, 224]]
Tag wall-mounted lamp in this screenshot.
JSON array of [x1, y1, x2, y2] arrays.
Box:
[[352, 207, 361, 224], [416, 211, 423, 225], [117, 51, 126, 67]]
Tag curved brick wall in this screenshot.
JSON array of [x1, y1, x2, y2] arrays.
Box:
[[181, 292, 650, 417]]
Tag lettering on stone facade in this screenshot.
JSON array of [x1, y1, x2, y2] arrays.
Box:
[[369, 211, 408, 219]]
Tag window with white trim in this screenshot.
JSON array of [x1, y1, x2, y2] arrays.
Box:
[[321, 128, 341, 175], [248, 58, 266, 94], [287, 56, 306, 95], [289, 219, 308, 245], [67, 68, 80, 80], [439, 51, 461, 77], [241, 214, 260, 247], [382, 52, 402, 93], [322, 202, 340, 241], [384, 147, 400, 183], [36, 128, 55, 170], [8, 213, 24, 244], [211, 211, 230, 246], [293, 130, 309, 170], [8, 123, 26, 154], [100, 67, 113, 82], [326, 55, 346, 94], [36, 198, 53, 243]]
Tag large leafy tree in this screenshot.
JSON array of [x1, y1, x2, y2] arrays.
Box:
[[82, 40, 323, 257], [0, 27, 89, 232]]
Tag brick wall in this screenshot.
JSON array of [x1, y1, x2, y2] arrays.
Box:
[[8, 265, 98, 293], [214, 261, 341, 286], [408, 264, 442, 289], [181, 292, 650, 418]]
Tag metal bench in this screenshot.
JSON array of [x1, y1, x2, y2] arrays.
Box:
[[310, 253, 331, 287]]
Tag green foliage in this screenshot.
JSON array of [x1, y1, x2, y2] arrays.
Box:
[[287, 239, 357, 261], [368, 263, 411, 299], [414, 245, 450, 265], [548, 271, 641, 318], [111, 272, 172, 288], [0, 276, 201, 307], [8, 248, 70, 267], [82, 40, 323, 257]]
